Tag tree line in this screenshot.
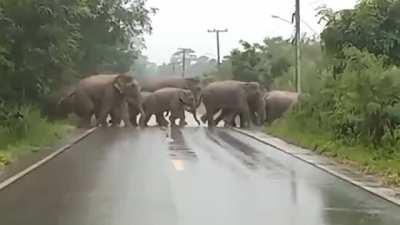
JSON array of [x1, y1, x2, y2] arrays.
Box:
[[0, 0, 156, 105]]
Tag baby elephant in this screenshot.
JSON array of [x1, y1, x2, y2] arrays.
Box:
[[139, 88, 199, 127]]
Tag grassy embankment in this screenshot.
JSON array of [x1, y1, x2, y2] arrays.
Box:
[[0, 107, 73, 167], [266, 116, 400, 186]]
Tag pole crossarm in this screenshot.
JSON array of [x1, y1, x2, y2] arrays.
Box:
[[207, 28, 228, 66]]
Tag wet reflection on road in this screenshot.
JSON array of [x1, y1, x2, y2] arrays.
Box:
[[0, 126, 399, 225], [167, 126, 197, 171]]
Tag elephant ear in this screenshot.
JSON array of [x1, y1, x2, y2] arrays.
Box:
[[113, 74, 133, 94], [178, 90, 186, 101]]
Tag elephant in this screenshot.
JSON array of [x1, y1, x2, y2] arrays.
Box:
[[201, 80, 264, 128], [42, 85, 76, 121], [139, 88, 199, 127], [58, 74, 144, 128], [139, 77, 202, 103], [264, 90, 299, 124], [126, 91, 169, 127], [211, 87, 266, 127]]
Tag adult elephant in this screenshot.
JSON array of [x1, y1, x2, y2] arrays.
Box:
[[58, 74, 144, 128], [212, 87, 266, 127], [201, 80, 264, 128], [139, 88, 200, 127], [264, 90, 299, 124]]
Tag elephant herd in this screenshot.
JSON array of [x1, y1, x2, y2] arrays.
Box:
[[57, 73, 299, 129]]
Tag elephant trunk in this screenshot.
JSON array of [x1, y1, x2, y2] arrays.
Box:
[[192, 109, 201, 126], [195, 94, 202, 109], [139, 106, 146, 120], [190, 102, 201, 126]]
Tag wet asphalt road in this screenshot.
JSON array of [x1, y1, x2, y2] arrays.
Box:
[[1, 126, 400, 225]]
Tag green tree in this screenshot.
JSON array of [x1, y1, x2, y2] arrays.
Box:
[[0, 0, 155, 104], [319, 0, 400, 74], [226, 37, 294, 88]]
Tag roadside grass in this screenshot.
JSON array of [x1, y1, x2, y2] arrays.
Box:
[[0, 107, 73, 167], [266, 116, 400, 186]]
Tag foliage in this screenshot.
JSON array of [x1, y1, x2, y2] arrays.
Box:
[[131, 54, 158, 79], [0, 105, 72, 166], [319, 0, 400, 74], [0, 0, 155, 165], [272, 38, 324, 92], [227, 37, 292, 88], [0, 0, 155, 103], [266, 114, 400, 186], [289, 47, 400, 146]]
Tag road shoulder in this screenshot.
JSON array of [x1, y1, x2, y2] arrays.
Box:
[[0, 128, 96, 191], [233, 128, 400, 206]]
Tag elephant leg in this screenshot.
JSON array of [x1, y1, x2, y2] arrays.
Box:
[[200, 113, 208, 123], [238, 105, 251, 129], [139, 113, 151, 127], [128, 103, 140, 127], [93, 106, 104, 127], [170, 108, 184, 127], [190, 108, 201, 126], [164, 111, 170, 117], [215, 109, 233, 126], [75, 93, 95, 128], [110, 109, 122, 127], [169, 114, 177, 127], [120, 102, 131, 127], [97, 103, 113, 127], [206, 107, 218, 128], [129, 112, 138, 127], [156, 113, 168, 127], [223, 111, 238, 127], [179, 119, 187, 127]]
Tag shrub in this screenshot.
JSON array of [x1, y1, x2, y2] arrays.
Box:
[[295, 47, 400, 146], [0, 104, 72, 165]]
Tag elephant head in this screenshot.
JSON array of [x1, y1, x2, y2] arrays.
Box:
[[113, 75, 145, 116], [243, 82, 266, 125], [178, 89, 201, 125], [184, 78, 202, 107]]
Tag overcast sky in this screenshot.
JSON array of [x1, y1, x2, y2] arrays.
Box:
[[143, 0, 357, 65]]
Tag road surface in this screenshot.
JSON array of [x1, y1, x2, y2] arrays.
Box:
[[1, 126, 400, 225]]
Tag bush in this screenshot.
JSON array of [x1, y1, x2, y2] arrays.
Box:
[[0, 105, 72, 166], [294, 47, 400, 146]]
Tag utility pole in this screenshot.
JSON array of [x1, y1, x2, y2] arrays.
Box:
[[207, 28, 228, 66], [177, 48, 193, 77], [295, 0, 301, 94], [182, 50, 186, 77]]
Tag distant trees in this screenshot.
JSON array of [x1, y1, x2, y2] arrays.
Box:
[[142, 50, 217, 78], [229, 38, 292, 87]]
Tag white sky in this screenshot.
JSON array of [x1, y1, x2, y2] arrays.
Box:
[[144, 0, 357, 65]]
